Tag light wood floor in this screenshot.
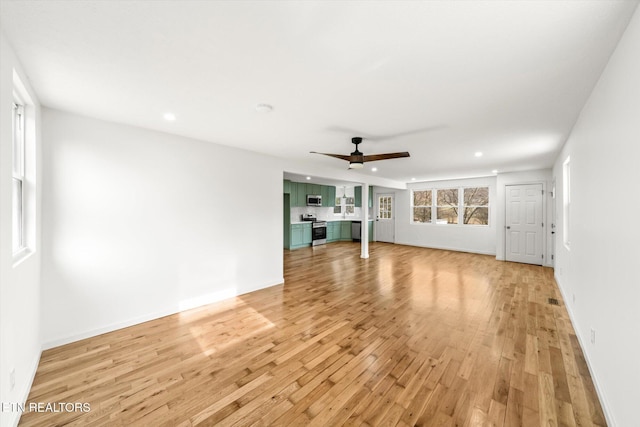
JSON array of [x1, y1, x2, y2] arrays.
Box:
[[20, 242, 605, 426]]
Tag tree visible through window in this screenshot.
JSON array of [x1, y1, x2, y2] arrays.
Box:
[[411, 186, 490, 225], [437, 189, 458, 224], [463, 187, 489, 225], [412, 190, 431, 223]]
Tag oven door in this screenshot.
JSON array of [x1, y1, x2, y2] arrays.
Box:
[[312, 223, 327, 245]]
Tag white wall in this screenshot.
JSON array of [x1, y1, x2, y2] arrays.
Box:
[[0, 30, 42, 427], [552, 6, 640, 426], [41, 109, 284, 348], [495, 169, 553, 266], [392, 176, 497, 255]]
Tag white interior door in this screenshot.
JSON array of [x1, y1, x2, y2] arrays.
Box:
[[505, 184, 543, 265], [376, 194, 394, 243]]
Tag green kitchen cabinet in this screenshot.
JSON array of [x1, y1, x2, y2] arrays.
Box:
[[354, 185, 374, 208], [326, 221, 340, 242], [283, 179, 291, 194], [289, 182, 299, 206], [290, 223, 312, 249], [340, 221, 351, 240], [293, 182, 307, 207], [354, 186, 362, 207], [322, 185, 336, 207], [368, 220, 374, 242]]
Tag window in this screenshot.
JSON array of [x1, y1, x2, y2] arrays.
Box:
[[12, 101, 25, 254], [437, 188, 458, 224], [411, 186, 490, 225], [463, 187, 489, 225], [12, 71, 35, 262], [563, 156, 570, 249], [412, 190, 431, 223], [379, 195, 392, 219]]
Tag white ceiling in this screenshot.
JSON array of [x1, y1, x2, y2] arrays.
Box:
[[1, 0, 637, 183]]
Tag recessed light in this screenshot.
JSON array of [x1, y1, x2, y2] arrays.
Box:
[[306, 176, 311, 180], [255, 103, 274, 113], [492, 169, 498, 174], [371, 167, 377, 172], [411, 177, 416, 181], [475, 151, 483, 157], [163, 112, 176, 121]]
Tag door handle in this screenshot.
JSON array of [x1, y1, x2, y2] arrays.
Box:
[[506, 226, 511, 229]]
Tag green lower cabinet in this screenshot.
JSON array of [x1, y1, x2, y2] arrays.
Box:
[[326, 222, 340, 242], [368, 220, 374, 242], [290, 223, 312, 249], [340, 221, 351, 240]]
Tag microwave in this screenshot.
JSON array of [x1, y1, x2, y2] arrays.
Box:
[[306, 195, 322, 206]]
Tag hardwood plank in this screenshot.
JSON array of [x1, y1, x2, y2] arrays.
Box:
[[18, 242, 606, 426]]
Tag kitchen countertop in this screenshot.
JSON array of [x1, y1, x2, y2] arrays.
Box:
[[291, 219, 374, 224]]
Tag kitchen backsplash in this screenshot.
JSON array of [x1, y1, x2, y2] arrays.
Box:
[[291, 206, 372, 222]]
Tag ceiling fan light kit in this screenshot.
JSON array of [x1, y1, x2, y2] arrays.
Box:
[[312, 136, 410, 169]]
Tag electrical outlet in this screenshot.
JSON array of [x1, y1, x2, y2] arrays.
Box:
[[558, 267, 563, 275], [590, 329, 596, 345], [10, 368, 15, 390]]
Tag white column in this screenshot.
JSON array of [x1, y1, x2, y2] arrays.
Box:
[[361, 182, 369, 259]]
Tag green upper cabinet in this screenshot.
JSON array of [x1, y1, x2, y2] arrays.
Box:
[[285, 181, 337, 207], [290, 182, 299, 206], [354, 185, 374, 208], [322, 185, 336, 207], [298, 183, 308, 206], [292, 182, 307, 207]]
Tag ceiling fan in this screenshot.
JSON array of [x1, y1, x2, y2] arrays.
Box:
[[311, 137, 410, 169]]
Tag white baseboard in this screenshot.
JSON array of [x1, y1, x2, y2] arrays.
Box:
[[6, 351, 42, 427], [42, 278, 284, 350], [554, 272, 616, 426], [394, 241, 496, 257]]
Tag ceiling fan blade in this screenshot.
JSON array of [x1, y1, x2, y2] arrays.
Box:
[[310, 151, 352, 161], [363, 152, 410, 162]]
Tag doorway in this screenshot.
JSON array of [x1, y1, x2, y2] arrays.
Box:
[[505, 184, 543, 265]]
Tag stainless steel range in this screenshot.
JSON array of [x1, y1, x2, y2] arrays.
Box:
[[302, 215, 327, 246], [311, 221, 327, 246]]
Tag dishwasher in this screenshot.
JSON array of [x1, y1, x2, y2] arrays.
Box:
[[351, 221, 361, 242]]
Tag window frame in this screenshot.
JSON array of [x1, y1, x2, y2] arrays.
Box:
[[12, 100, 26, 255], [462, 187, 490, 225], [410, 186, 490, 226], [11, 71, 36, 265], [411, 189, 432, 224]]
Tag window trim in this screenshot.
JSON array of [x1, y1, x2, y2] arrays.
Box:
[[411, 186, 490, 226], [12, 101, 26, 256], [411, 189, 432, 224], [12, 70, 36, 266]]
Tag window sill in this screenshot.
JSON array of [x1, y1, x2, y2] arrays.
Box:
[[13, 247, 34, 268]]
